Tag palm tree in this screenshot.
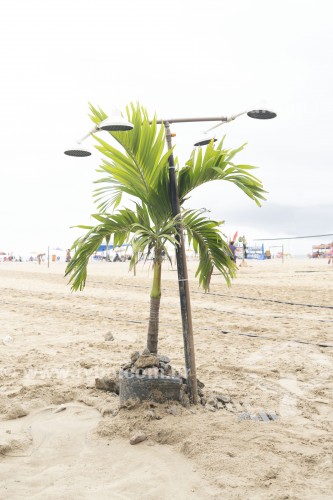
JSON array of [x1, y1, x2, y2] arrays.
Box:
[[65, 103, 266, 354]]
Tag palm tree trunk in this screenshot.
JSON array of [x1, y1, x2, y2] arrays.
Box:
[[147, 256, 162, 354]]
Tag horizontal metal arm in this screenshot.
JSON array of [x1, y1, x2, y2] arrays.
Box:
[[155, 111, 247, 125], [155, 116, 228, 124], [74, 106, 275, 145], [76, 125, 99, 144], [74, 111, 248, 145]]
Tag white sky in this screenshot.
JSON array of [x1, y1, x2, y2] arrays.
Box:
[[1, 0, 332, 256]]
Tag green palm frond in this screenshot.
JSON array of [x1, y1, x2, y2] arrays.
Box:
[[178, 138, 266, 207], [65, 208, 138, 291], [89, 103, 173, 213], [182, 209, 237, 290], [66, 203, 180, 291]]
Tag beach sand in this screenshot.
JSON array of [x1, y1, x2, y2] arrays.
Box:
[[0, 258, 332, 499]]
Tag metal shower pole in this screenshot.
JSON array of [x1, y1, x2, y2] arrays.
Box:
[[164, 121, 198, 404]]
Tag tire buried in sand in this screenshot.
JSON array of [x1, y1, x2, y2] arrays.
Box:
[[119, 369, 183, 404]]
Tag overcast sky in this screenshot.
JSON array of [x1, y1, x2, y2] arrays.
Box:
[[1, 0, 332, 256]]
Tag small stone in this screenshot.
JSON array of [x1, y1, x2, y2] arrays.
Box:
[[216, 394, 231, 404], [217, 402, 224, 409], [130, 431, 147, 445], [80, 360, 92, 369], [135, 355, 159, 370], [130, 351, 140, 363], [145, 410, 155, 420], [207, 397, 218, 408], [225, 403, 235, 412], [144, 410, 161, 421], [159, 355, 170, 364], [142, 347, 150, 355], [104, 333, 114, 341], [206, 404, 216, 412], [2, 335, 14, 345], [160, 363, 172, 376], [167, 405, 182, 416], [95, 376, 119, 394]]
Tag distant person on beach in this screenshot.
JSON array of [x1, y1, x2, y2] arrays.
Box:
[[66, 249, 71, 262], [37, 253, 45, 264], [265, 249, 271, 259], [243, 242, 247, 259], [328, 246, 333, 265], [228, 241, 237, 262]]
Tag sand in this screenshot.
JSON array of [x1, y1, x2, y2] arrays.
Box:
[[0, 258, 332, 499]]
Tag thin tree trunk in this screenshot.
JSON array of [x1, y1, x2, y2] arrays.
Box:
[[147, 256, 162, 354], [147, 296, 161, 354]]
